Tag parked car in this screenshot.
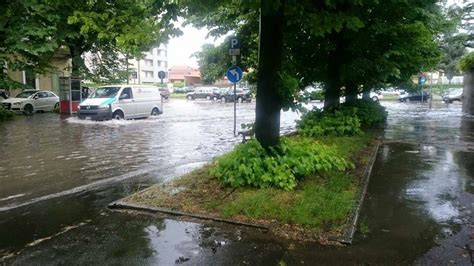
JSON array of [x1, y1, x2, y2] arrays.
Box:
[[0, 89, 8, 102], [186, 86, 220, 100], [301, 86, 324, 101], [355, 92, 383, 101], [78, 85, 162, 120], [442, 88, 463, 103], [159, 88, 170, 99], [1, 90, 59, 115], [220, 88, 252, 102], [399, 91, 431, 102], [173, 86, 195, 94]]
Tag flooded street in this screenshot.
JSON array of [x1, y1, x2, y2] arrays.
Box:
[[1, 100, 473, 265]]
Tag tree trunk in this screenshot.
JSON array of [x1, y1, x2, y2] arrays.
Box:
[[462, 69, 474, 115], [255, 1, 285, 149], [324, 33, 343, 109], [345, 83, 358, 103], [69, 45, 85, 79]]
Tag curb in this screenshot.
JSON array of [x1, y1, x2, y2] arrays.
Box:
[[336, 141, 381, 244], [108, 141, 381, 244], [108, 200, 270, 230]]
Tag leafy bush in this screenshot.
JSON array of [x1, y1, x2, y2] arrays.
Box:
[[210, 137, 353, 190], [0, 107, 14, 122], [459, 52, 474, 72], [297, 100, 387, 137], [297, 107, 362, 137], [341, 99, 387, 127]]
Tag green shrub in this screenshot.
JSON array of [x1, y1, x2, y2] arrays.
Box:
[[341, 99, 387, 127], [0, 107, 14, 122], [297, 107, 362, 137], [297, 100, 387, 137], [210, 137, 353, 190], [459, 52, 474, 72]]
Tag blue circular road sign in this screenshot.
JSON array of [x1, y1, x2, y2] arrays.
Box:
[[226, 66, 243, 84]]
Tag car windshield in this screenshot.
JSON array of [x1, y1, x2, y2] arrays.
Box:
[[89, 87, 121, 98], [15, 91, 37, 98]]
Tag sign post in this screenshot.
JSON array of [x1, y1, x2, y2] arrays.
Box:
[[418, 72, 427, 103], [228, 37, 241, 136], [158, 70, 166, 84], [226, 65, 243, 136]]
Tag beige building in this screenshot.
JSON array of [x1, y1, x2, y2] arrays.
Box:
[[6, 49, 72, 96]]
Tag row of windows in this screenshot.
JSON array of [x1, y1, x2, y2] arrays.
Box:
[[143, 60, 168, 68]]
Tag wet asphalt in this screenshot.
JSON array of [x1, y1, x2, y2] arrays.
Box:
[[0, 99, 472, 265]]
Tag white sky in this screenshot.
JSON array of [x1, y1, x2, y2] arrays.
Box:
[[167, 24, 227, 68]]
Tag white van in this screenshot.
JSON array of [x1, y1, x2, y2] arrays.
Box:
[[78, 85, 162, 120]]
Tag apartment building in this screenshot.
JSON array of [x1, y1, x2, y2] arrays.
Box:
[[128, 45, 168, 84]]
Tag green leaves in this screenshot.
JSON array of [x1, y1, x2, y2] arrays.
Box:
[[459, 52, 474, 72], [210, 137, 353, 190], [297, 99, 387, 138]]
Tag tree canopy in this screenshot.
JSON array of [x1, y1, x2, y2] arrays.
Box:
[[186, 0, 444, 147], [1, 0, 181, 86]]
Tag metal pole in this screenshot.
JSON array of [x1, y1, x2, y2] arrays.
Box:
[[232, 55, 237, 136], [429, 72, 433, 109], [234, 82, 237, 136]]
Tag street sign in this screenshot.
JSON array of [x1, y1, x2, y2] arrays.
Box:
[[158, 71, 166, 79], [229, 37, 240, 49], [226, 66, 243, 84], [229, 37, 240, 56]]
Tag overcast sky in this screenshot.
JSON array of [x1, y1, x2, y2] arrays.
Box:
[[167, 24, 227, 69]]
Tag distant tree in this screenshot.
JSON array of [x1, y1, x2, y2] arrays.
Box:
[[193, 44, 228, 84]]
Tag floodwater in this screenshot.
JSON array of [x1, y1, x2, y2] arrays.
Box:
[[1, 100, 473, 265]]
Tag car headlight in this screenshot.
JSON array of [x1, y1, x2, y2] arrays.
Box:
[[99, 105, 110, 110], [13, 102, 23, 105]]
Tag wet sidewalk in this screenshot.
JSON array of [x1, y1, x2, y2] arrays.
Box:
[[2, 101, 474, 265]]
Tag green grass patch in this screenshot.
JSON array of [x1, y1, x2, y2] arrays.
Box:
[[126, 133, 376, 241]]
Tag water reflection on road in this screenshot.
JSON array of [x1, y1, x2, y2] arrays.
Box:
[[0, 100, 306, 211], [2, 100, 473, 264]]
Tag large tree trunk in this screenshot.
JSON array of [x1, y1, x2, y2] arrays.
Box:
[[255, 1, 285, 149], [462, 69, 474, 115], [345, 82, 358, 103], [69, 45, 85, 79], [324, 33, 343, 109]]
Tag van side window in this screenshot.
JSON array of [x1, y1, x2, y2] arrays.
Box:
[[120, 87, 133, 99]]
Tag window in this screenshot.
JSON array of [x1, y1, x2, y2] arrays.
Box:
[[47, 92, 56, 97], [120, 88, 132, 99], [37, 92, 49, 98], [143, 71, 153, 78], [145, 59, 153, 66]]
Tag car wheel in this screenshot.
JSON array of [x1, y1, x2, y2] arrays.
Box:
[[213, 96, 218, 101], [187, 95, 193, 100], [112, 110, 124, 120], [54, 102, 59, 111], [206, 95, 211, 100], [151, 107, 160, 116], [372, 96, 378, 102], [23, 104, 33, 116], [237, 97, 243, 103], [221, 97, 226, 103]]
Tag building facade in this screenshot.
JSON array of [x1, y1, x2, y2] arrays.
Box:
[[128, 45, 168, 84], [5, 49, 72, 96]]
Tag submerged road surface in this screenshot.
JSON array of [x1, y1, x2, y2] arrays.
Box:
[[1, 100, 473, 265]]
